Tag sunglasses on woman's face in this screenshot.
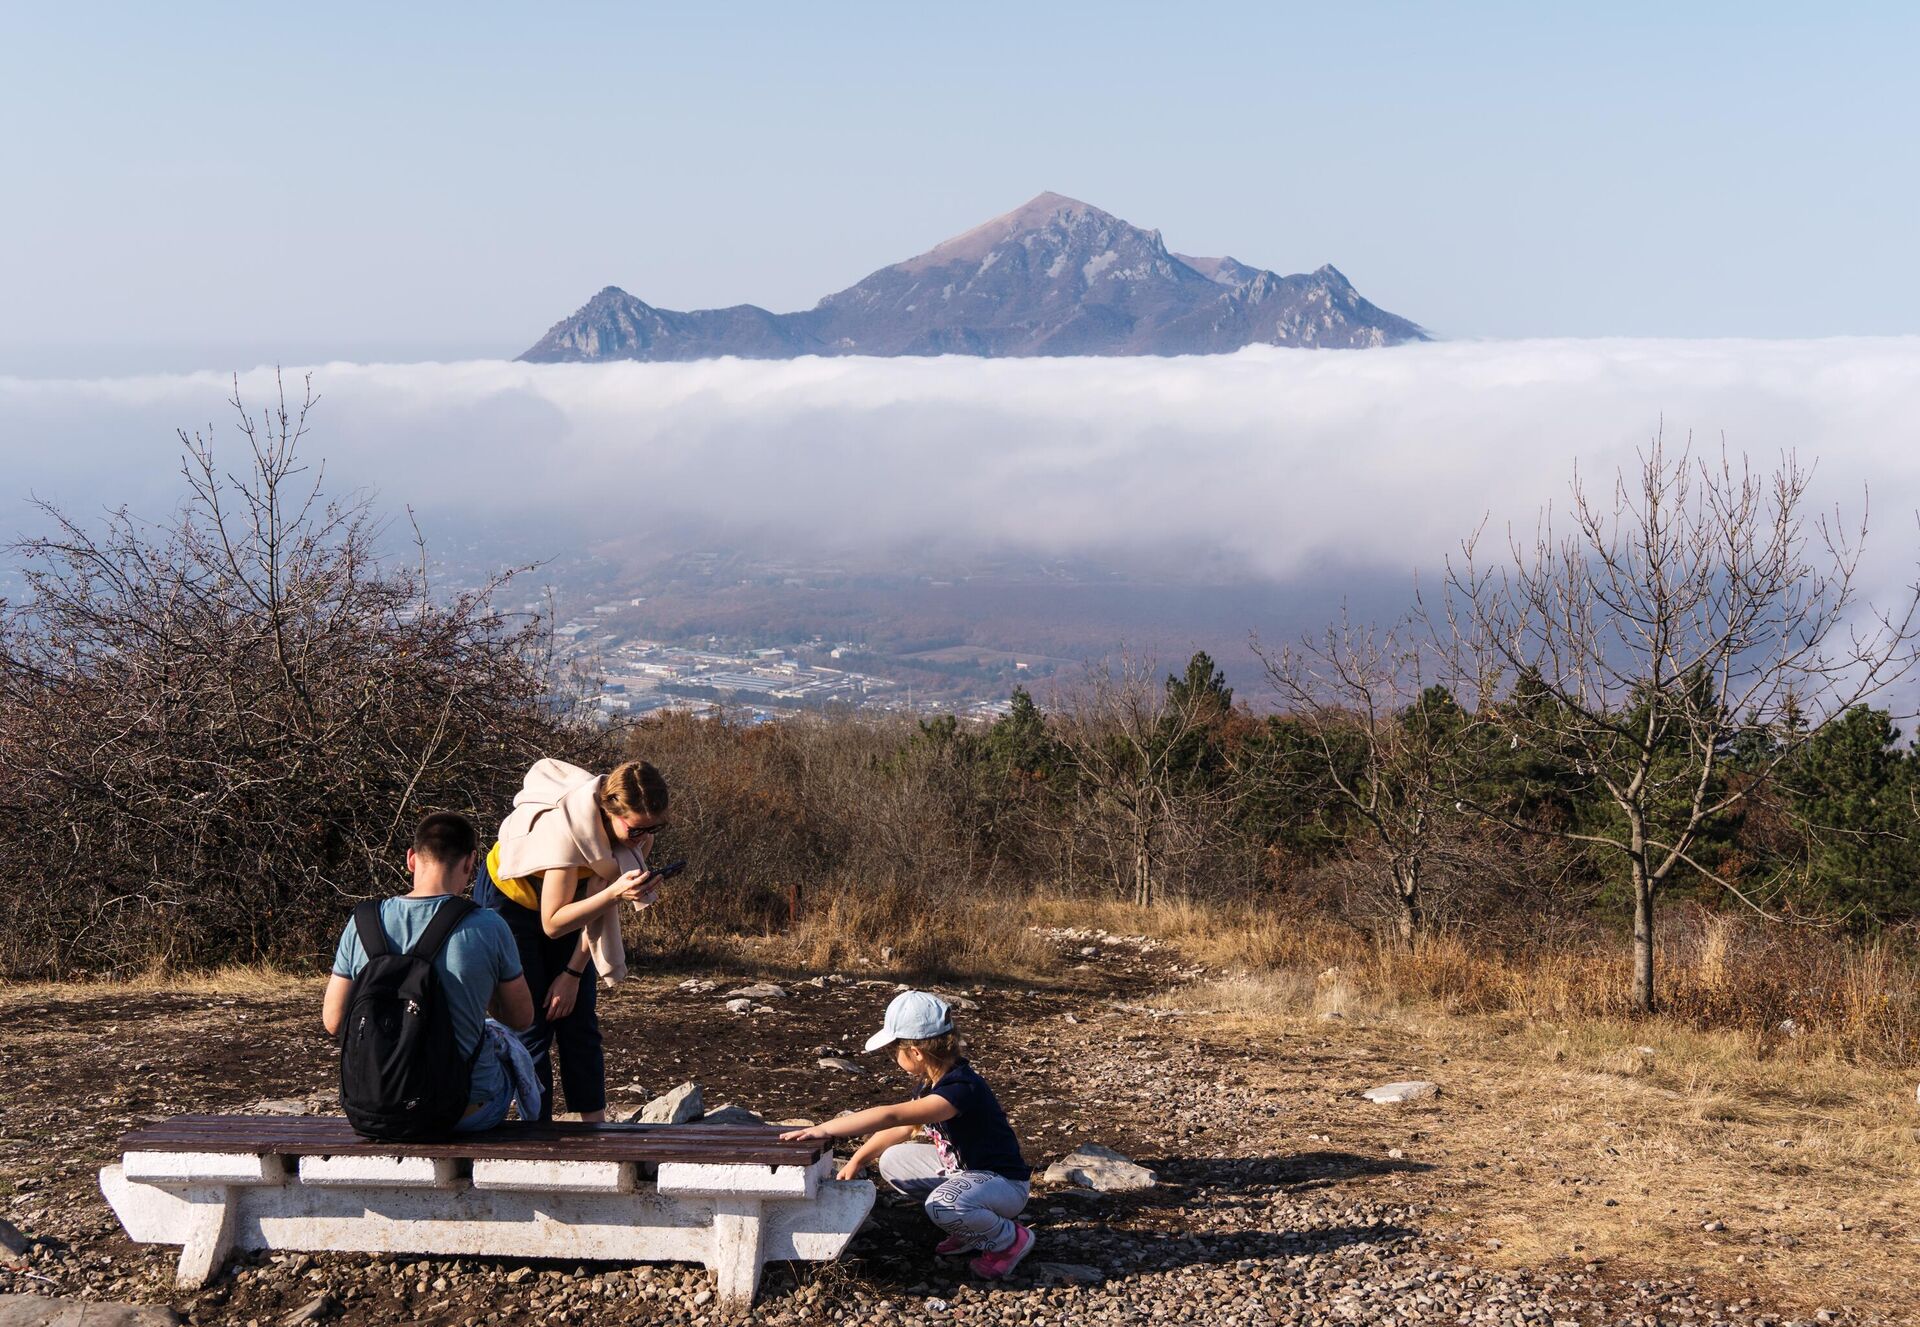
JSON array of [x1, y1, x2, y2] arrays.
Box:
[[626, 819, 667, 837]]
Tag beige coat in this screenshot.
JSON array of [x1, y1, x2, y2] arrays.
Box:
[[494, 758, 640, 985]]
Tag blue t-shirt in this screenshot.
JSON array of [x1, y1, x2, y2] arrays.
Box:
[[331, 895, 523, 1108], [916, 1060, 1030, 1181]]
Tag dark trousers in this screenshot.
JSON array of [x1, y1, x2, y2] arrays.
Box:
[[475, 872, 607, 1120]]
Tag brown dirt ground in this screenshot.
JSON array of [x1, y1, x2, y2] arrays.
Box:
[[0, 935, 1911, 1325]]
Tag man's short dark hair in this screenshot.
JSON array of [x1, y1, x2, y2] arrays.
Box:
[[412, 811, 479, 867]]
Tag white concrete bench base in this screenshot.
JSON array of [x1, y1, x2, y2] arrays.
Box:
[[101, 1152, 873, 1307]]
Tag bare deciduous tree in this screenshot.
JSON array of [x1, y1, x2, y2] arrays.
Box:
[[1440, 436, 1920, 1012], [1260, 615, 1476, 945], [1050, 655, 1238, 907]]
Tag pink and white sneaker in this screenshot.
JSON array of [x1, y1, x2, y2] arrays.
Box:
[[968, 1223, 1034, 1279], [934, 1234, 973, 1256]]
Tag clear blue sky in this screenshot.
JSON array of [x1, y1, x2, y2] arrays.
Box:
[[3, 2, 1916, 374]]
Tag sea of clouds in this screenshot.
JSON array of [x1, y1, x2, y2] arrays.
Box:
[[5, 339, 1920, 609]]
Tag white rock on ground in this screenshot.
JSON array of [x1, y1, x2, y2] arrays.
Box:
[[723, 998, 752, 1014], [635, 1081, 703, 1124], [1361, 1081, 1439, 1104], [1042, 1143, 1157, 1192], [280, 1292, 334, 1326], [726, 983, 787, 1000], [818, 1057, 866, 1074], [700, 1104, 764, 1126]]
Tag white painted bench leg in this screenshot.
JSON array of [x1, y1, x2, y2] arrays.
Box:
[[709, 1196, 767, 1309], [174, 1187, 237, 1290]]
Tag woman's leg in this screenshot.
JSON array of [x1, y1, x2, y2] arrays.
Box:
[[549, 956, 607, 1121], [513, 927, 560, 1123]]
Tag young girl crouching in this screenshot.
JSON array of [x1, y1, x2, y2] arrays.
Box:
[[781, 991, 1034, 1278]]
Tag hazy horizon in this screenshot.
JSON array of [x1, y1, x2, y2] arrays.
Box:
[[9, 338, 1918, 610]]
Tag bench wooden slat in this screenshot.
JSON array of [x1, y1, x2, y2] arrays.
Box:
[[118, 1115, 828, 1166]]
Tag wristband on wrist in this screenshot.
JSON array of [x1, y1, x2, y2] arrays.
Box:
[[565, 964, 587, 978]]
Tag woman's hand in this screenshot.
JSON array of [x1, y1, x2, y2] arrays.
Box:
[[545, 970, 581, 1020], [780, 1124, 833, 1143], [606, 869, 658, 908]]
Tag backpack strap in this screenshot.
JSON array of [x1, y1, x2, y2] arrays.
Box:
[[352, 901, 391, 960], [408, 895, 477, 962]]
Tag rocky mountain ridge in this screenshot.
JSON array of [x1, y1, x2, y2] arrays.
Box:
[[520, 192, 1425, 361]]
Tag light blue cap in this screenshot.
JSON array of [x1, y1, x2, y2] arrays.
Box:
[[864, 990, 954, 1053]]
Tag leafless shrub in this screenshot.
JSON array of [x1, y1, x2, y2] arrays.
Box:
[[0, 375, 601, 977]]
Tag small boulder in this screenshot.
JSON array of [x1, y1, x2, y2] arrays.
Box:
[[0, 1218, 27, 1265], [726, 983, 787, 1000], [724, 998, 753, 1014], [818, 1057, 865, 1075], [773, 1117, 816, 1128], [281, 1293, 335, 1326], [245, 1098, 307, 1116], [637, 1081, 703, 1124], [810, 1044, 843, 1058], [700, 1105, 764, 1126], [1361, 1081, 1438, 1105], [1042, 1143, 1156, 1192]]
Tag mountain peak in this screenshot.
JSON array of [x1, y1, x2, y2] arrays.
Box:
[[900, 192, 1118, 273], [520, 196, 1427, 361]]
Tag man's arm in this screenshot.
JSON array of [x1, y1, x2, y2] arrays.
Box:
[[321, 974, 352, 1037], [491, 974, 535, 1032]]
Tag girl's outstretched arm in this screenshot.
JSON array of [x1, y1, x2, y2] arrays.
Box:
[[780, 1094, 955, 1143], [840, 1124, 916, 1181]]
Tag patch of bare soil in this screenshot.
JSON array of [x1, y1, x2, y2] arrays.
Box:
[[0, 936, 1892, 1326]]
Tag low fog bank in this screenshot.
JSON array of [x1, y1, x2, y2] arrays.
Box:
[[6, 339, 1920, 615]]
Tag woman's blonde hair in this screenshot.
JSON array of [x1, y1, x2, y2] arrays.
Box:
[[598, 760, 669, 821]]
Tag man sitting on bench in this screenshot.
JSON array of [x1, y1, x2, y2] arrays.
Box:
[[323, 811, 535, 1132]]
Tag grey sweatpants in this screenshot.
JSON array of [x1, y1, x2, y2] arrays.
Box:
[[877, 1142, 1029, 1253]]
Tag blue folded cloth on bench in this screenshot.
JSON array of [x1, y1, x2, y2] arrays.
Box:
[[483, 1018, 543, 1122]]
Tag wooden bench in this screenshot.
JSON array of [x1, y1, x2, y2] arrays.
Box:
[[99, 1114, 875, 1308]]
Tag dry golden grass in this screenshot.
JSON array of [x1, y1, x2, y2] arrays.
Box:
[[1153, 967, 1920, 1318], [0, 961, 303, 1000], [1033, 893, 1920, 1063], [1025, 892, 1920, 1314]]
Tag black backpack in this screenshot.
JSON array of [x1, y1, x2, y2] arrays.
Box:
[[339, 896, 481, 1141]]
